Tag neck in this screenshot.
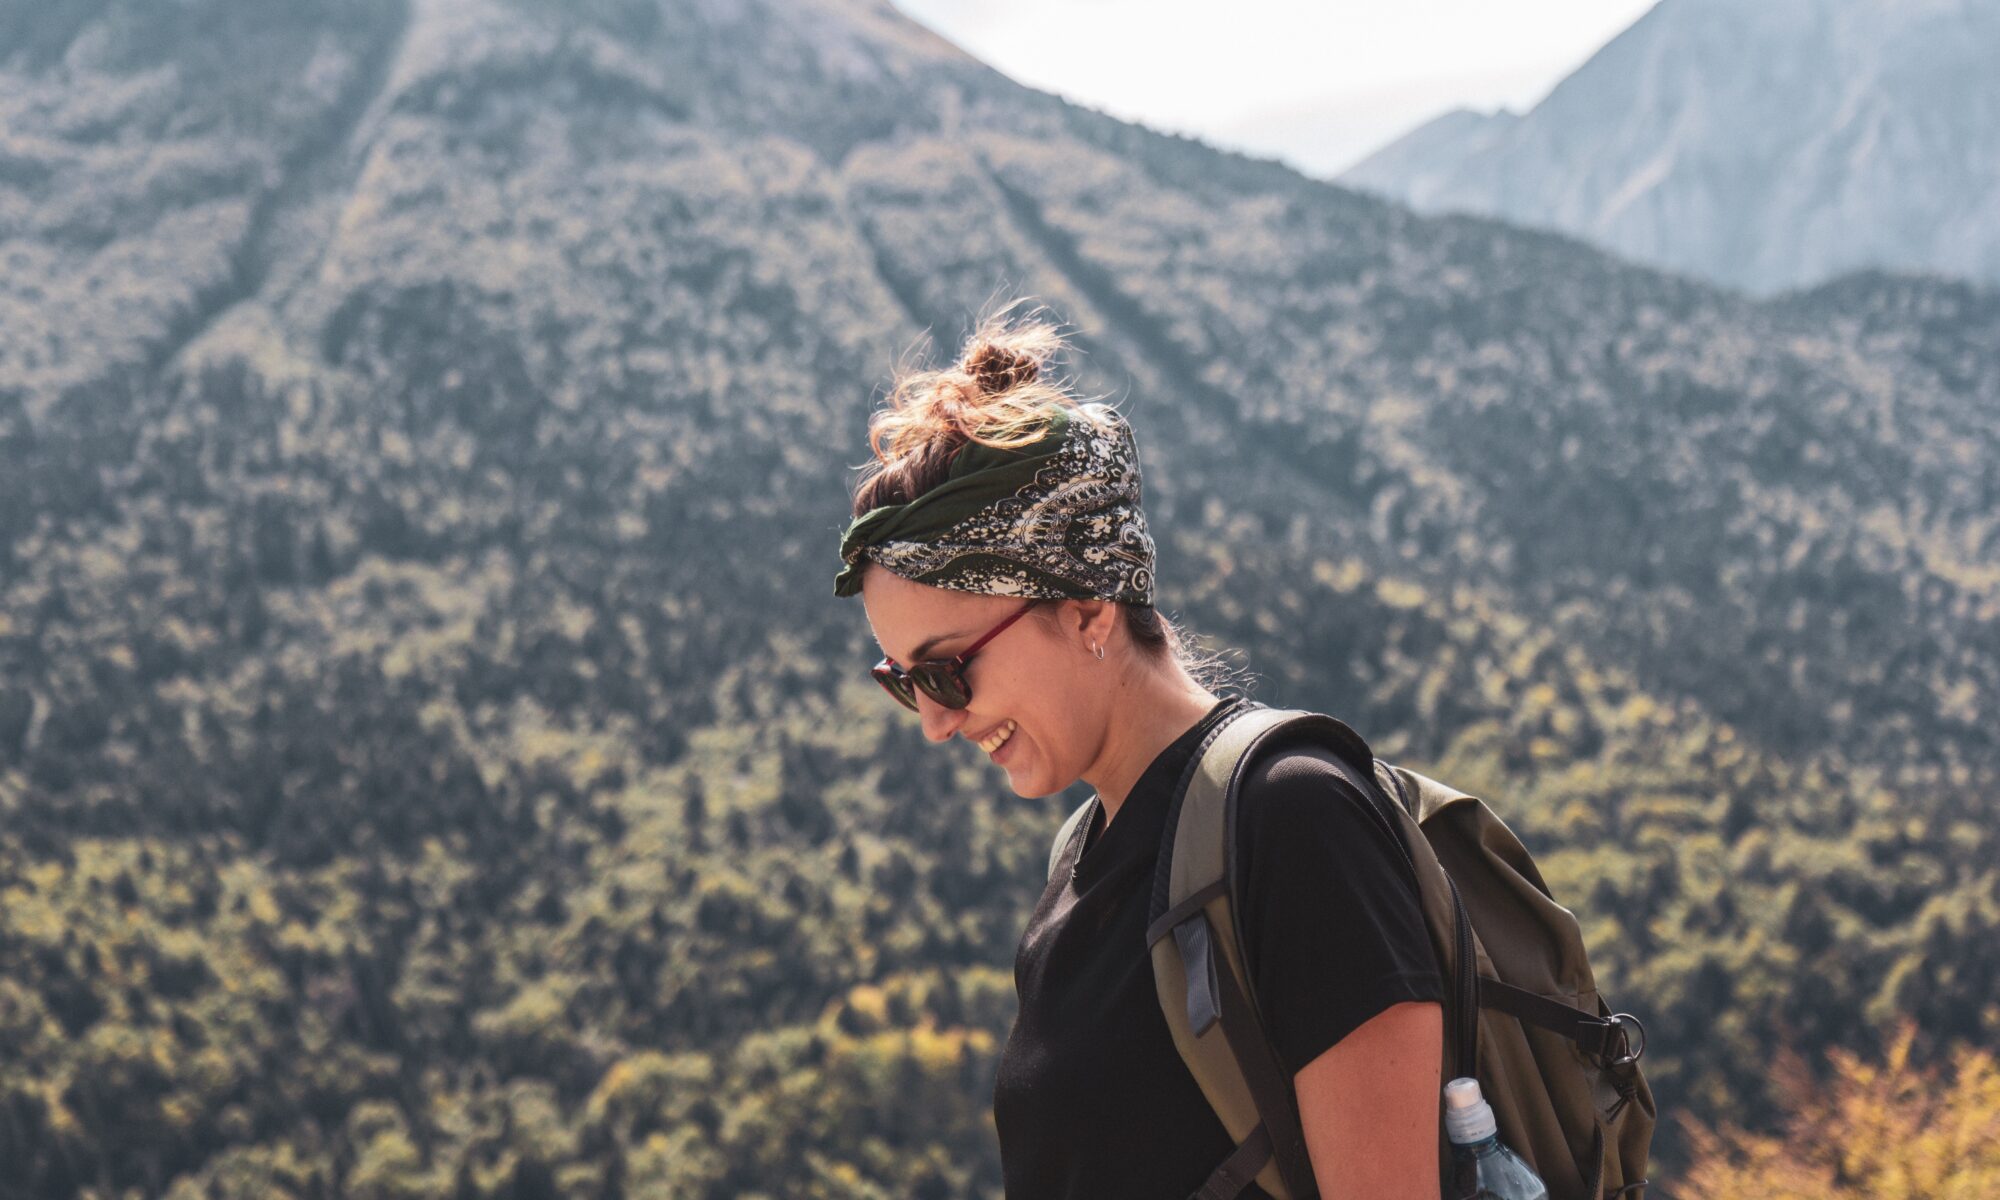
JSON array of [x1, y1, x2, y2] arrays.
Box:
[[1084, 672, 1223, 828]]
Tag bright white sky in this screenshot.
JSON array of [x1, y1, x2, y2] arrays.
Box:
[[890, 0, 1662, 177]]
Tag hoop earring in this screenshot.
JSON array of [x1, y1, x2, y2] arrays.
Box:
[[1090, 641, 1105, 661]]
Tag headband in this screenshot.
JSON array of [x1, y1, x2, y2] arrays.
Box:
[[833, 404, 1157, 606]]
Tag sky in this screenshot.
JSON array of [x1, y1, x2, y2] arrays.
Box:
[[888, 0, 1663, 178]]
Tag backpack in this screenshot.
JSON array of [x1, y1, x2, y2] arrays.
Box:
[[1046, 702, 1654, 1200]]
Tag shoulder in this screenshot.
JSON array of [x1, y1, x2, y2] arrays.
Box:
[[1214, 704, 1382, 810], [1237, 736, 1380, 830], [1227, 730, 1445, 1073], [1233, 734, 1414, 885]]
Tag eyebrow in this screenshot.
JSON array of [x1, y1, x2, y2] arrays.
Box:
[[897, 628, 969, 664]]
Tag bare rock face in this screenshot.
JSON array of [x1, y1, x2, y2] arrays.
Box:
[[1341, 0, 2000, 295]]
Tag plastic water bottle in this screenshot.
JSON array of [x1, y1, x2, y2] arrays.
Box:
[[1444, 1078, 1549, 1200]]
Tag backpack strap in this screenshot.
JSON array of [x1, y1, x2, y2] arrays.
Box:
[[1046, 796, 1099, 883], [1147, 705, 1486, 1200], [1144, 703, 1326, 1200]]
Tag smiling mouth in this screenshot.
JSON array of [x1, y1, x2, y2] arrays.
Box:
[[976, 720, 1018, 754]]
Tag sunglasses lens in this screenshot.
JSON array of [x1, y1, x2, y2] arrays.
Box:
[[872, 663, 920, 712], [910, 663, 970, 709]]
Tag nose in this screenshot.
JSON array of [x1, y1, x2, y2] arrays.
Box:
[[915, 692, 970, 743]]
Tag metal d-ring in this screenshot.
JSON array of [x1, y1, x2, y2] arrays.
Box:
[[1604, 1012, 1647, 1068]]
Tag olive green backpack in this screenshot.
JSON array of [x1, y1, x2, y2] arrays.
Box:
[[1046, 703, 1654, 1200]]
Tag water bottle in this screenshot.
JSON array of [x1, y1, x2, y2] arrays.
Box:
[[1443, 1077, 1549, 1200]]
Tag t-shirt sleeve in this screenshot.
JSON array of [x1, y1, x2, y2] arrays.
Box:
[[1234, 743, 1445, 1079]]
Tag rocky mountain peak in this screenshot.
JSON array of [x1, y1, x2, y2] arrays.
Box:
[[1341, 0, 2000, 294]]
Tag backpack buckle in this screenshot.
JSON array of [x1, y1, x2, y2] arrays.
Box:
[[1602, 1011, 1647, 1068]]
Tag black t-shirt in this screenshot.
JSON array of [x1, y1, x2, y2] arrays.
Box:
[[992, 695, 1444, 1199]]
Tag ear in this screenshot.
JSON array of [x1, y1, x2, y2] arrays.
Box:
[[1062, 599, 1121, 653]]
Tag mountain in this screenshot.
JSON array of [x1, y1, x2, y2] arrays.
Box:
[[1340, 0, 2000, 295], [2, 0, 1997, 1195]]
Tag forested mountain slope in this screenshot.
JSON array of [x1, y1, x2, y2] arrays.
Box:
[[2, 0, 1995, 1195]]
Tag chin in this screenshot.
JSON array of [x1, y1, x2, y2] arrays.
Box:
[[1007, 769, 1068, 800], [996, 765, 1041, 798]]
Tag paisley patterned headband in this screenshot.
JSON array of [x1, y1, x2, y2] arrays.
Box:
[[832, 404, 1157, 607]]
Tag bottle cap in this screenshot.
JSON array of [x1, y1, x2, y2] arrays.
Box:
[[1443, 1077, 1498, 1144]]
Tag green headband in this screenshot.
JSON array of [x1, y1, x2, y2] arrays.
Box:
[[833, 404, 1157, 606]]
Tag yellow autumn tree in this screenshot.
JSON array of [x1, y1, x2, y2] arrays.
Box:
[[1681, 1022, 2000, 1199]]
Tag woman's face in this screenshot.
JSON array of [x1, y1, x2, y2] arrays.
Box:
[[860, 567, 1112, 798]]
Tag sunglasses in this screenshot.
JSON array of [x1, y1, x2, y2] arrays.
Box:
[[872, 600, 1041, 712]]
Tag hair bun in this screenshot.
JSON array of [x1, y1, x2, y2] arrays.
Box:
[[859, 300, 1082, 469], [963, 342, 1039, 397]]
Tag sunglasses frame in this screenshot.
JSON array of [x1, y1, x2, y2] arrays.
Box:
[[872, 599, 1043, 712]]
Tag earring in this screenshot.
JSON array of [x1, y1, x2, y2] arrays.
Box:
[[1090, 641, 1105, 660]]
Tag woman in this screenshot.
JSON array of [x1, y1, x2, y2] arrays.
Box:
[[833, 305, 1446, 1199]]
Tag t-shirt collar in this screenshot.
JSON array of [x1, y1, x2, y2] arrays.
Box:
[[1070, 693, 1252, 888]]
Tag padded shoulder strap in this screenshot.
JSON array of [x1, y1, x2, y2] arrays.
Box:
[[1047, 796, 1098, 883], [1150, 705, 1428, 1200], [1149, 704, 1332, 1200]]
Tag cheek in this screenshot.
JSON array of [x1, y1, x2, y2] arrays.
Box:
[[1007, 673, 1088, 763], [981, 638, 1093, 752]]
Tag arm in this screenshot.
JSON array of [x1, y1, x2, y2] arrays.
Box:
[[1294, 999, 1444, 1200], [1234, 743, 1448, 1196]]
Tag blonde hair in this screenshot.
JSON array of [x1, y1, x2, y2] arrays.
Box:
[[854, 299, 1114, 512]]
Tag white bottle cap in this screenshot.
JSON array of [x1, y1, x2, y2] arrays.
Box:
[[1443, 1077, 1498, 1144]]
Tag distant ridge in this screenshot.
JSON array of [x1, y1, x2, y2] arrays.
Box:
[[1341, 0, 2000, 294]]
